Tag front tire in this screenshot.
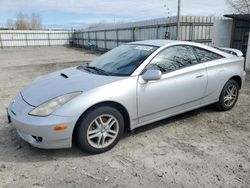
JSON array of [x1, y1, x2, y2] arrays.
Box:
[[76, 106, 124, 154], [216, 79, 239, 111]]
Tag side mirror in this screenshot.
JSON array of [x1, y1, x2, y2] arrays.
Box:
[[141, 70, 162, 81]]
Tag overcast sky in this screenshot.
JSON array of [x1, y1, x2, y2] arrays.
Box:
[[0, 0, 231, 29]]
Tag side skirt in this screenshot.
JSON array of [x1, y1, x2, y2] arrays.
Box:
[[131, 100, 218, 130]]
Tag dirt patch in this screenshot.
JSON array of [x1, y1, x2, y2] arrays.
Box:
[[0, 47, 249, 188]]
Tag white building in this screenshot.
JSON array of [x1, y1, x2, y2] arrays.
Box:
[[212, 14, 250, 70]]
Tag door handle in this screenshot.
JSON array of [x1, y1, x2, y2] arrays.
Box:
[[195, 74, 204, 78]]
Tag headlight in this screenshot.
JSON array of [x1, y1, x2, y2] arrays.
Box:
[[29, 92, 82, 116]]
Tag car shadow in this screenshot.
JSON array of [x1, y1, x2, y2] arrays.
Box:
[[0, 105, 217, 163], [0, 117, 91, 163]]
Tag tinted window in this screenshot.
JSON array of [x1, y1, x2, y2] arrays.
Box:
[[192, 47, 223, 63], [146, 45, 198, 74], [88, 44, 158, 76]]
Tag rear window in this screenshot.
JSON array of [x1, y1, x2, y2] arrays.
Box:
[[218, 48, 238, 56], [192, 47, 224, 63]]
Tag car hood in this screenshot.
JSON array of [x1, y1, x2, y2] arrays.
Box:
[[21, 67, 125, 106]]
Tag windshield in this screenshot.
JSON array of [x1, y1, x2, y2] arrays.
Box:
[[87, 44, 158, 76]]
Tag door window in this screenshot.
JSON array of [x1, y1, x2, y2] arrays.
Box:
[[146, 45, 198, 74]]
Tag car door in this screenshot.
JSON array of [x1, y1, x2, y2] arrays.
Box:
[[191, 47, 226, 104], [137, 45, 208, 123]]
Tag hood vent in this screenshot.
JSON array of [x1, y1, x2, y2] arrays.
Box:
[[60, 73, 68, 79]]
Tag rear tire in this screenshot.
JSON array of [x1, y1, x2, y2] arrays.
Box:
[[76, 106, 124, 154], [215, 79, 239, 111]]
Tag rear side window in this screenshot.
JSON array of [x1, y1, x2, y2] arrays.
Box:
[[192, 47, 224, 63]]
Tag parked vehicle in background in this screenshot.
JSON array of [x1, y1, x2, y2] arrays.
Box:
[[7, 40, 246, 154]]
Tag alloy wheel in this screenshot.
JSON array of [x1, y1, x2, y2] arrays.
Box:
[[223, 84, 238, 107], [87, 114, 119, 149]]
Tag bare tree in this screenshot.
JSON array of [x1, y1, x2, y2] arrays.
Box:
[[226, 0, 250, 14], [87, 21, 109, 29], [13, 12, 42, 30], [30, 13, 42, 30], [15, 11, 30, 30], [6, 18, 14, 29]]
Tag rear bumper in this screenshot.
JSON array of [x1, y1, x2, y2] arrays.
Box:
[[241, 71, 247, 88], [7, 94, 76, 149]]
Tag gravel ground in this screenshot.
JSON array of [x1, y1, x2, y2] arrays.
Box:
[[0, 47, 250, 188]]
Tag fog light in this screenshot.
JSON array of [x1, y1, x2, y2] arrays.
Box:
[[32, 136, 43, 142], [54, 124, 68, 131]]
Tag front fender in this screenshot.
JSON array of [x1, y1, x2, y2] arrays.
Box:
[[53, 76, 139, 128]]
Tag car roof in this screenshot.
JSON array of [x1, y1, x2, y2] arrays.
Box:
[[128, 40, 175, 47], [128, 40, 234, 58], [130, 40, 236, 60]]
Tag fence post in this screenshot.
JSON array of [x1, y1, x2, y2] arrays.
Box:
[[25, 33, 28, 47], [0, 33, 3, 48], [95, 31, 98, 50], [190, 22, 194, 41], [104, 30, 107, 50], [132, 28, 135, 41], [95, 31, 97, 46], [82, 32, 84, 48], [68, 31, 71, 46], [116, 29, 119, 47], [48, 33, 51, 46], [156, 25, 159, 39]]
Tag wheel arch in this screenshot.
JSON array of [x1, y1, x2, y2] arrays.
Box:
[[72, 101, 131, 141], [230, 75, 242, 89]]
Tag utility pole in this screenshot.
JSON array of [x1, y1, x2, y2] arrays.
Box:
[[176, 0, 181, 40], [164, 4, 170, 39]]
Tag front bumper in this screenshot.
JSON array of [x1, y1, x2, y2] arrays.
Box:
[[7, 93, 76, 149]]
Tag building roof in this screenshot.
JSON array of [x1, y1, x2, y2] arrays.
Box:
[[224, 14, 250, 22]]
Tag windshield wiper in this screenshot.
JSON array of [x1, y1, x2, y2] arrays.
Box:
[[85, 66, 110, 76]]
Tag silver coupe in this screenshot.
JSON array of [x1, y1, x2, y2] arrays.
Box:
[[7, 40, 246, 153]]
